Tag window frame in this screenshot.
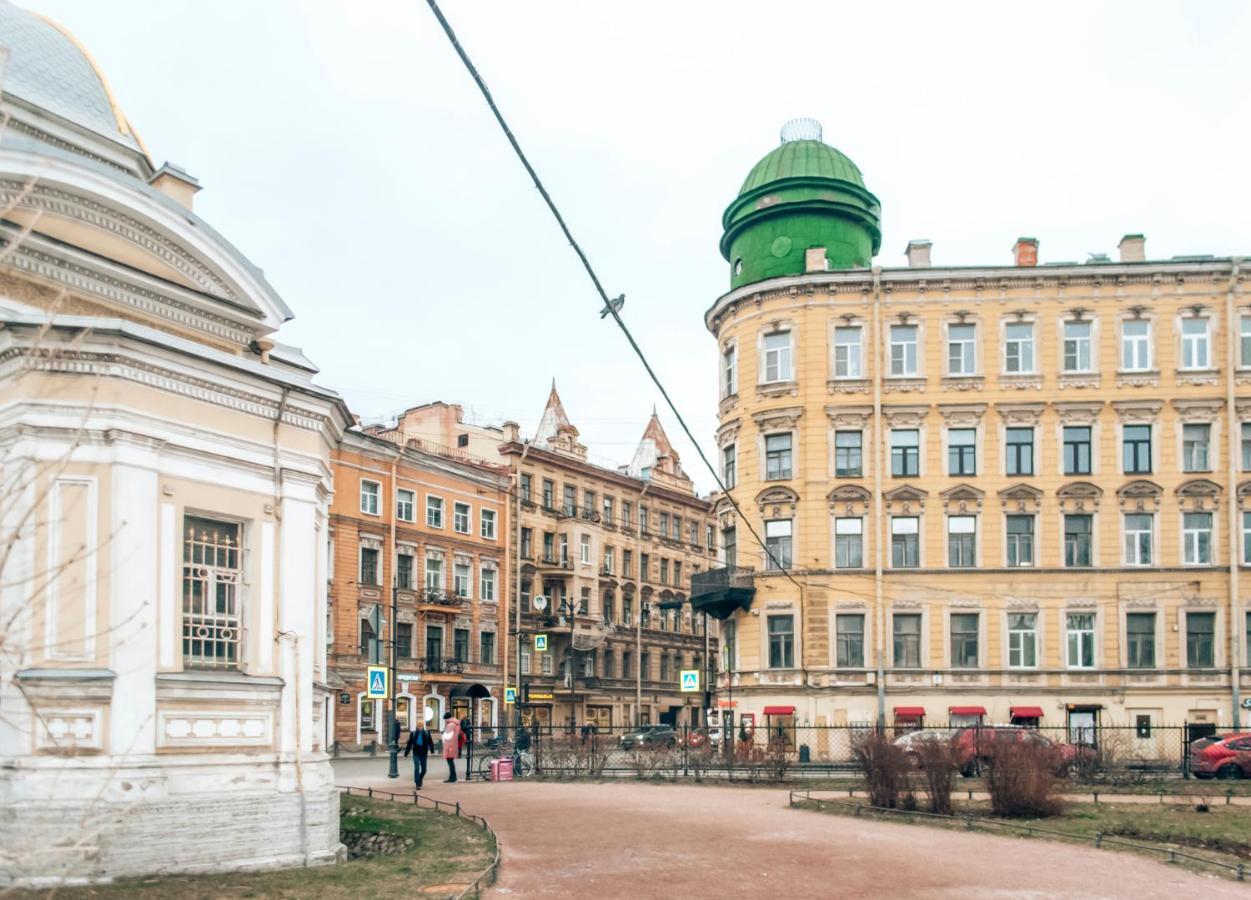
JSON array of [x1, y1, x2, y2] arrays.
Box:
[[360, 479, 381, 516], [889, 323, 919, 377], [1003, 320, 1035, 374], [1062, 319, 1093, 373], [764, 432, 793, 481], [947, 428, 977, 477], [949, 612, 980, 669], [396, 488, 415, 522], [946, 322, 977, 376], [834, 516, 864, 569], [947, 514, 977, 568], [1123, 512, 1154, 566], [480, 508, 497, 540], [1065, 611, 1096, 669], [1005, 427, 1034, 477], [1180, 316, 1212, 371], [1005, 514, 1035, 567], [767, 614, 795, 669], [835, 613, 865, 668], [453, 501, 471, 535], [890, 515, 920, 569], [762, 330, 794, 384], [1007, 612, 1037, 668], [891, 428, 920, 477], [1122, 424, 1153, 475], [835, 430, 863, 478], [1120, 318, 1152, 372], [426, 495, 444, 529], [833, 325, 863, 379], [1183, 511, 1213, 566]]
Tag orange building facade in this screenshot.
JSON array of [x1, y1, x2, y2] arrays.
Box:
[[328, 429, 510, 746]]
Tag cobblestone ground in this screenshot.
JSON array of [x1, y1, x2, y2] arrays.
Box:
[[333, 758, 1246, 899]]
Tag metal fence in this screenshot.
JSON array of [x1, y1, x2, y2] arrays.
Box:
[[455, 723, 1204, 782]]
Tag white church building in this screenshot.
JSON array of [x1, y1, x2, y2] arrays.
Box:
[[0, 3, 348, 883]]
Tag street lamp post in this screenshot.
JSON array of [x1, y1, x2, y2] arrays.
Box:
[[387, 580, 399, 779], [561, 596, 577, 733]]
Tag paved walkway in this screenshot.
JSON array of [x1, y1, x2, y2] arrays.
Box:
[[334, 759, 1246, 898]]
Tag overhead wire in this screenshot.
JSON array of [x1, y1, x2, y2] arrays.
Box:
[[422, 0, 801, 591]]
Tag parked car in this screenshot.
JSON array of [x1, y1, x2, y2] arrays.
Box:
[[681, 727, 722, 751], [1190, 732, 1251, 779], [892, 728, 955, 767], [618, 725, 678, 751], [951, 725, 1095, 776]]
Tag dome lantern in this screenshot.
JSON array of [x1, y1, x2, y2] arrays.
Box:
[[721, 119, 881, 289]]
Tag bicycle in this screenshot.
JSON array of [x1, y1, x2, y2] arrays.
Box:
[[475, 741, 535, 779]]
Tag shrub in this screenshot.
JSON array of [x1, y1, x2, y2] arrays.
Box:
[[985, 738, 1064, 818], [913, 736, 959, 815], [851, 730, 910, 809]]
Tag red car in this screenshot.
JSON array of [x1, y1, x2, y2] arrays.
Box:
[[1190, 732, 1251, 779], [952, 725, 1095, 777]]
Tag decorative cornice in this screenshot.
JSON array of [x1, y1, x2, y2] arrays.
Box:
[[1112, 399, 1164, 423], [1055, 401, 1104, 424], [997, 403, 1045, 426], [824, 404, 872, 429], [938, 403, 987, 426], [751, 405, 804, 432]]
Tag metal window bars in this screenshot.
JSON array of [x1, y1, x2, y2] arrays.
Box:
[[182, 517, 242, 668]]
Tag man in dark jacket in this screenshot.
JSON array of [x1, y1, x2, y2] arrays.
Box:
[[403, 721, 433, 789]]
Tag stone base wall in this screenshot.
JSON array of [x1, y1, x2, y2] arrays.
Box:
[[0, 784, 343, 886]]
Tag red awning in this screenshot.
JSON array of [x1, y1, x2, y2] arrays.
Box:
[[763, 705, 796, 716], [1011, 706, 1045, 719], [893, 706, 926, 719], [949, 706, 987, 716]]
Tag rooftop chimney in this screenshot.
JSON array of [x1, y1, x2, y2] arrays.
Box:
[[1012, 237, 1039, 267], [502, 420, 520, 443], [1118, 234, 1146, 263], [149, 162, 201, 212], [904, 240, 932, 268], [804, 246, 829, 273]]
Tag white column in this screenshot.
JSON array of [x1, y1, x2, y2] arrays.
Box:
[[277, 476, 318, 757], [110, 454, 160, 756]]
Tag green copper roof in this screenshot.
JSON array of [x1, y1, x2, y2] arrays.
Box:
[[721, 119, 881, 289], [738, 140, 865, 196]]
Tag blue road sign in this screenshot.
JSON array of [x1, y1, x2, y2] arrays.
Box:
[[366, 665, 388, 698], [534, 634, 548, 652], [680, 669, 699, 692]]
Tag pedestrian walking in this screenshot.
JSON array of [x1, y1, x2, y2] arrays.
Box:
[[403, 717, 433, 790], [440, 712, 461, 782]]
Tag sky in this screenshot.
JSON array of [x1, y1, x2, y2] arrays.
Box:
[[27, 1, 1251, 492]]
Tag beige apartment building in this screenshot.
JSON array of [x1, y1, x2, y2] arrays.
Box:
[[694, 119, 1247, 738], [402, 389, 719, 730]]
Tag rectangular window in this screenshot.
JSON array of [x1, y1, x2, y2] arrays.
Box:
[[893, 614, 921, 667], [723, 345, 737, 396], [396, 488, 415, 522], [890, 324, 918, 376], [454, 628, 469, 663], [602, 496, 614, 523], [1124, 513, 1153, 565], [1186, 611, 1215, 668], [424, 555, 443, 591], [602, 546, 614, 574], [763, 331, 793, 383], [520, 473, 533, 503], [480, 631, 495, 665], [1123, 424, 1152, 474], [397, 552, 413, 590], [359, 617, 376, 659], [947, 515, 976, 567], [480, 567, 496, 601], [182, 516, 242, 669], [584, 490, 597, 519], [621, 501, 633, 527], [1121, 319, 1151, 371], [621, 651, 631, 679], [722, 527, 736, 568], [891, 429, 920, 477], [947, 323, 976, 375], [950, 613, 979, 668], [1242, 317, 1251, 368], [396, 622, 413, 659], [541, 479, 555, 509], [521, 528, 534, 560], [1182, 424, 1210, 473], [1005, 427, 1034, 476], [764, 519, 793, 570], [1127, 612, 1156, 668], [426, 496, 444, 528], [640, 553, 650, 581], [835, 614, 865, 667], [659, 512, 670, 536], [454, 502, 470, 534], [1006, 515, 1034, 567], [722, 444, 737, 489], [659, 558, 670, 584], [835, 430, 862, 478], [1244, 511, 1251, 565], [948, 428, 976, 476], [765, 433, 793, 480], [835, 517, 863, 568], [480, 509, 497, 540], [639, 505, 650, 534], [580, 534, 591, 564], [359, 546, 379, 585], [1063, 426, 1092, 475], [454, 562, 471, 598], [1066, 612, 1095, 668], [1004, 321, 1035, 373], [360, 479, 380, 515], [562, 485, 577, 516], [891, 516, 919, 568], [1064, 514, 1093, 567], [622, 549, 633, 577], [1063, 320, 1092, 372], [1181, 317, 1210, 370], [767, 615, 794, 669], [1008, 612, 1037, 668], [1183, 512, 1212, 565], [1243, 424, 1251, 471], [834, 326, 862, 378]]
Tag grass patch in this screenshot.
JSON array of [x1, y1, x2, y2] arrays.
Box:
[[796, 796, 1250, 878], [18, 796, 495, 900]]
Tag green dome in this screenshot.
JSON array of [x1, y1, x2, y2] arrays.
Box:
[[721, 119, 881, 290], [738, 140, 866, 196]]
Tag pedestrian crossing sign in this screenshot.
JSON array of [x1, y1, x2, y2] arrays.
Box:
[[680, 669, 699, 693], [534, 634, 548, 652], [505, 687, 517, 704], [366, 665, 388, 699]]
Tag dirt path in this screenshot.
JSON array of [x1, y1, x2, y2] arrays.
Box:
[[334, 759, 1245, 898]]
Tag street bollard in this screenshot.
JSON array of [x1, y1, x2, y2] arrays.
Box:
[[1094, 832, 1103, 849]]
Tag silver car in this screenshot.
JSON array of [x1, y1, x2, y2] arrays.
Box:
[[893, 728, 955, 766]]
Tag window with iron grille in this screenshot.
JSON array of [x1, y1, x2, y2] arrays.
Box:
[[182, 517, 243, 669]]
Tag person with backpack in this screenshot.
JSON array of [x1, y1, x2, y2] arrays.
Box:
[[402, 716, 434, 790], [440, 712, 462, 783]]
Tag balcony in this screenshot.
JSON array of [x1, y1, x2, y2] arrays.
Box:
[[537, 555, 574, 576], [417, 589, 463, 613], [420, 656, 465, 681], [689, 565, 755, 621]]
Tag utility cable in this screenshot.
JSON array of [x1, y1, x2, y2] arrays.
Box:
[[423, 0, 800, 590]]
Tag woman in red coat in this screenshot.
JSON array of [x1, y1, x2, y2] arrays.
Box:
[[440, 712, 461, 783]]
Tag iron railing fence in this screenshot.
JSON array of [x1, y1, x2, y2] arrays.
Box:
[[460, 723, 1204, 782]]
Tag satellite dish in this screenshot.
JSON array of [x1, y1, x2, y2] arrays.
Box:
[[534, 595, 549, 612]]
